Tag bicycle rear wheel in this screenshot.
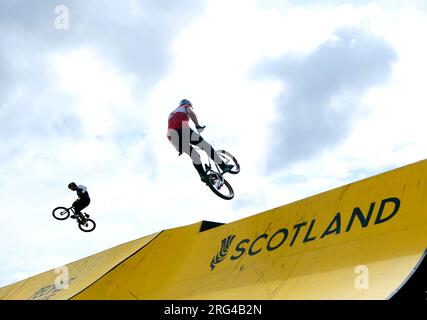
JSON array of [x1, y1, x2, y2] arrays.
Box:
[[217, 150, 240, 174], [52, 207, 70, 220], [78, 219, 96, 232], [206, 173, 234, 200]]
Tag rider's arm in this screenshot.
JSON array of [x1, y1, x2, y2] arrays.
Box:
[[77, 185, 87, 193], [187, 107, 201, 127]]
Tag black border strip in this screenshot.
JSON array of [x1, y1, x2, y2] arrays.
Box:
[[388, 248, 427, 300]]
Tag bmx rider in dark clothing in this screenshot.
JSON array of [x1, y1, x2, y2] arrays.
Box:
[[68, 182, 90, 219]]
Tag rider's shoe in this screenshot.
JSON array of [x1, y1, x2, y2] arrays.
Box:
[[219, 163, 234, 173], [84, 213, 90, 218], [73, 212, 84, 220], [200, 175, 208, 184]]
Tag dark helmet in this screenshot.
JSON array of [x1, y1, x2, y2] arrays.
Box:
[[179, 99, 192, 107], [68, 182, 76, 189]]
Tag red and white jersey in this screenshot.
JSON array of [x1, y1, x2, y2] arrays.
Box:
[[168, 104, 191, 130]]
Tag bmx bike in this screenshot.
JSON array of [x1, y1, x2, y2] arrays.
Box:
[[52, 206, 96, 232], [193, 145, 240, 200]]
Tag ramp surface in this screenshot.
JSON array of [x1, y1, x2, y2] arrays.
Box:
[[0, 232, 160, 300], [1, 159, 427, 299]]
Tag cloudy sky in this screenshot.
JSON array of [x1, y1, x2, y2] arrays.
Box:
[[1, 0, 427, 287]]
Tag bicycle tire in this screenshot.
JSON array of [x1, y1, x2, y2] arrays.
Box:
[[206, 173, 234, 200], [217, 150, 240, 174], [78, 219, 96, 232], [52, 207, 70, 220]]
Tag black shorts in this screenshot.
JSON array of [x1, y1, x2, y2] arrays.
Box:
[[74, 198, 90, 212]]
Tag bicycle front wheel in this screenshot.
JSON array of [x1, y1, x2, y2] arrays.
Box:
[[217, 150, 240, 174], [52, 207, 70, 220], [206, 173, 234, 200]]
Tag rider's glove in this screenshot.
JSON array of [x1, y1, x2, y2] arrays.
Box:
[[196, 125, 206, 133]]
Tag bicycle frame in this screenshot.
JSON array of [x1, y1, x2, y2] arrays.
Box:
[[175, 138, 238, 200], [53, 205, 96, 232], [191, 145, 230, 193], [191, 145, 224, 176], [67, 206, 87, 221]]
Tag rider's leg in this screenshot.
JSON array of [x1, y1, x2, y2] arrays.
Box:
[[167, 128, 182, 154], [72, 200, 83, 218], [183, 138, 207, 180], [189, 129, 233, 172], [189, 145, 208, 180], [73, 199, 90, 218], [170, 128, 207, 181], [189, 129, 224, 165], [81, 199, 90, 213]]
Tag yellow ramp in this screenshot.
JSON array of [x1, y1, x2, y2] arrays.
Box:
[[0, 232, 160, 300], [1, 159, 427, 299]]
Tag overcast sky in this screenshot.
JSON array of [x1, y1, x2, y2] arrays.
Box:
[[2, 0, 427, 287]]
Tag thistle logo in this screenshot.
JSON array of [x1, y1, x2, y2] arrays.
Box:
[[210, 235, 236, 270]]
